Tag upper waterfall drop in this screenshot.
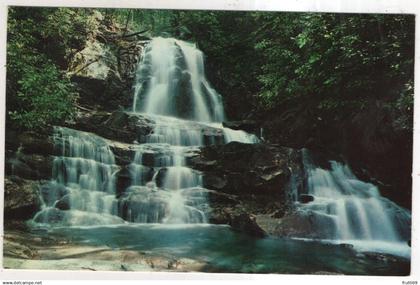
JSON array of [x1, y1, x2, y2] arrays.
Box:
[[132, 37, 225, 123]]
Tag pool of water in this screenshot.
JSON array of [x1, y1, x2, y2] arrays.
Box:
[[30, 224, 410, 275]]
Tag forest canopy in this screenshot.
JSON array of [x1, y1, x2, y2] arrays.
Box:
[[6, 8, 414, 134]]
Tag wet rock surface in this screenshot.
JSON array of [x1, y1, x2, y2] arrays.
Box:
[[3, 228, 208, 272], [4, 177, 43, 220], [73, 110, 155, 144], [191, 142, 300, 196], [222, 120, 258, 134], [186, 142, 303, 236], [5, 151, 54, 180]]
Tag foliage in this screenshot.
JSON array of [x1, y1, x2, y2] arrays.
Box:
[[252, 13, 414, 129], [7, 7, 91, 130], [7, 7, 414, 136], [165, 11, 413, 132], [171, 11, 261, 118]]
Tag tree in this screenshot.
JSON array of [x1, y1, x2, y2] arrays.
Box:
[[6, 7, 92, 130]]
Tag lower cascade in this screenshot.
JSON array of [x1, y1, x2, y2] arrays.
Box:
[[293, 150, 411, 256], [33, 127, 123, 226], [33, 117, 258, 226]]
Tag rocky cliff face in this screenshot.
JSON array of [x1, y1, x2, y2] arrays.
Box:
[[66, 11, 148, 112]]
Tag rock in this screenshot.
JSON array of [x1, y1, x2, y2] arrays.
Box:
[[6, 131, 55, 156], [3, 228, 209, 272], [207, 190, 238, 205], [203, 174, 228, 190], [208, 207, 267, 237], [229, 213, 267, 238], [190, 142, 303, 237], [116, 167, 133, 196], [271, 209, 286, 219], [338, 243, 354, 250], [109, 142, 136, 166], [68, 34, 144, 112], [71, 76, 107, 109], [154, 168, 168, 188], [141, 152, 155, 167], [39, 181, 69, 206], [273, 211, 338, 239], [299, 194, 314, 204], [188, 157, 217, 171], [192, 142, 299, 196], [5, 153, 35, 179], [4, 177, 42, 220], [55, 195, 71, 211], [222, 120, 258, 133], [273, 212, 318, 238], [74, 111, 155, 144], [3, 236, 37, 260], [5, 151, 54, 180], [207, 203, 269, 238], [254, 214, 281, 235], [202, 128, 225, 145], [362, 252, 401, 263], [68, 39, 116, 81]]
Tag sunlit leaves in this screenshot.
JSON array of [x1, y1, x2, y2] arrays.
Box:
[[7, 7, 82, 130]]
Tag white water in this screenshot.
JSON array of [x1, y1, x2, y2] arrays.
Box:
[[33, 127, 124, 226], [32, 37, 258, 227], [125, 37, 258, 224], [132, 37, 225, 122], [295, 150, 411, 257]]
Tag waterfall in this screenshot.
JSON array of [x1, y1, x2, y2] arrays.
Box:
[[132, 37, 225, 122], [29, 35, 258, 228], [295, 150, 411, 255], [33, 127, 123, 226], [126, 37, 258, 224], [32, 37, 258, 227]]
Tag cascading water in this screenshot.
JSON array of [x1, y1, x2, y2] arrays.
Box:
[[295, 150, 411, 256], [32, 37, 258, 227], [22, 36, 412, 272], [126, 37, 258, 224], [132, 37, 225, 122], [33, 127, 123, 226]]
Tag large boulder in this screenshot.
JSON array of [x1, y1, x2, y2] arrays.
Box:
[[4, 177, 43, 220], [188, 142, 304, 238], [222, 120, 258, 134], [206, 201, 267, 238], [67, 20, 146, 112], [190, 142, 300, 197], [73, 110, 155, 144], [5, 130, 55, 156], [272, 211, 338, 239]]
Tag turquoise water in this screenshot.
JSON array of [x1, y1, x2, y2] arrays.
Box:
[[31, 224, 410, 275]]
